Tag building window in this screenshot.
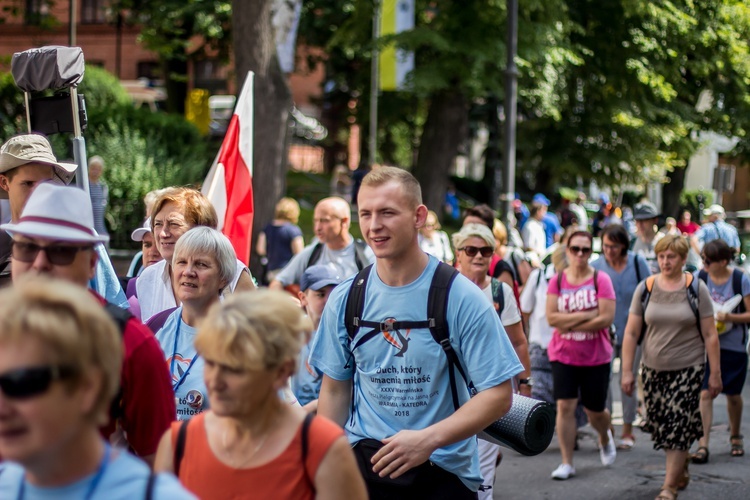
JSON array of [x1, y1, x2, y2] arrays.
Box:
[[25, 0, 49, 25], [137, 61, 161, 81], [81, 0, 108, 24]]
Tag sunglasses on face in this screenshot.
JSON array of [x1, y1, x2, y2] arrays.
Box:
[[0, 366, 76, 400], [11, 241, 92, 266], [568, 245, 592, 256], [459, 246, 493, 258]]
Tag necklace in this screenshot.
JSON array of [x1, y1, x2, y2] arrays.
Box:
[[221, 422, 271, 469]]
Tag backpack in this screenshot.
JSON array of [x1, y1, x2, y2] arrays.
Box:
[[344, 262, 469, 411], [103, 302, 132, 421], [698, 268, 748, 344], [307, 239, 370, 271], [638, 272, 701, 345]]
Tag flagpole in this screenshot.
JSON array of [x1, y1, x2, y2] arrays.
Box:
[[369, 0, 381, 167]]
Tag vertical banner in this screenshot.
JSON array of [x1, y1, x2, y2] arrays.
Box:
[[202, 72, 254, 265], [379, 0, 415, 91]]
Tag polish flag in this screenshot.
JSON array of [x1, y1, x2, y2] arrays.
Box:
[[202, 72, 254, 265]]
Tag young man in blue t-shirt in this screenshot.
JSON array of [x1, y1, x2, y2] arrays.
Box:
[[291, 264, 342, 409], [309, 167, 522, 499]]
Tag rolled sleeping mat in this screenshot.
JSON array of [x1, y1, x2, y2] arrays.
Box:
[[478, 394, 556, 456]]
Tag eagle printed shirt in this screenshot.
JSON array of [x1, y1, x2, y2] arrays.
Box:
[[309, 256, 523, 491]]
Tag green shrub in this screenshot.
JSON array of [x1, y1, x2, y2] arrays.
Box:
[[680, 189, 714, 221]]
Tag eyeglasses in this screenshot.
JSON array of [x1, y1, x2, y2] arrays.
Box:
[[11, 241, 92, 266], [459, 246, 493, 258], [568, 246, 592, 256], [602, 243, 623, 251], [0, 366, 76, 399]]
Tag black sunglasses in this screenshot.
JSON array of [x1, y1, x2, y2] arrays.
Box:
[[459, 245, 493, 258], [568, 245, 593, 256], [11, 241, 92, 266], [0, 365, 76, 399]]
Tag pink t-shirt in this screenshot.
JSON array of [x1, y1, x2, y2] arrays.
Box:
[[546, 270, 615, 366]]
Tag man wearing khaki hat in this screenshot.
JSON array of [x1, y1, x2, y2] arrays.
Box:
[[0, 134, 76, 286], [691, 203, 741, 257], [0, 134, 127, 308]]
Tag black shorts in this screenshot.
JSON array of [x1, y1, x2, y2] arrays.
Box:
[[550, 361, 611, 412], [702, 349, 749, 395]]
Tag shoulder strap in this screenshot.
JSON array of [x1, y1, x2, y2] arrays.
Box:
[[345, 265, 374, 342], [732, 269, 748, 344], [637, 276, 657, 345], [353, 239, 369, 271], [300, 412, 315, 487], [491, 278, 505, 316], [426, 262, 462, 410], [104, 302, 132, 336], [593, 269, 598, 294], [145, 306, 179, 333], [144, 473, 157, 500], [698, 269, 708, 284], [509, 251, 522, 285], [634, 255, 642, 283], [174, 419, 190, 478], [306, 242, 324, 268], [685, 273, 703, 342]]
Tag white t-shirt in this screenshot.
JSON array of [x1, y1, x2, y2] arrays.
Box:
[[519, 266, 555, 348], [419, 231, 454, 263], [522, 218, 546, 257]]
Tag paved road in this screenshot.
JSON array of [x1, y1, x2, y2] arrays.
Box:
[[493, 367, 750, 499]]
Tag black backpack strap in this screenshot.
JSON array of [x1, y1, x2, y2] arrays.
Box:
[[638, 276, 656, 345], [685, 273, 703, 342], [353, 239, 370, 271], [426, 262, 462, 410], [491, 278, 505, 318], [345, 265, 374, 343], [103, 303, 130, 422], [634, 255, 642, 284], [174, 419, 190, 478], [698, 269, 709, 284], [300, 412, 315, 487], [593, 269, 598, 294], [306, 242, 324, 268], [732, 268, 747, 344], [144, 472, 157, 500]]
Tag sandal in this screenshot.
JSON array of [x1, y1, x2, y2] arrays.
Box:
[[691, 446, 709, 464], [655, 486, 677, 500], [730, 435, 744, 457], [617, 434, 636, 450]]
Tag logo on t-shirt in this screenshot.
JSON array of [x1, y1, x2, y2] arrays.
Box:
[[166, 353, 193, 383], [381, 317, 410, 357]]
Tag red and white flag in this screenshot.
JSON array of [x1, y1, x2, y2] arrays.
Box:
[[202, 72, 254, 265]]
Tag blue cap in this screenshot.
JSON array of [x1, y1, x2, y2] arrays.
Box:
[[532, 193, 550, 206], [598, 192, 610, 204], [300, 265, 342, 291]]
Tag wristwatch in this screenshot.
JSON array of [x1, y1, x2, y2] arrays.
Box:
[[518, 378, 531, 386]]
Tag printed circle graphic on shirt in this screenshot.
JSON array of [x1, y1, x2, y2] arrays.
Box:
[[186, 389, 204, 409], [381, 317, 410, 357]]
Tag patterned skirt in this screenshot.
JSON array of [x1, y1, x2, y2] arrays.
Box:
[[641, 364, 705, 451]]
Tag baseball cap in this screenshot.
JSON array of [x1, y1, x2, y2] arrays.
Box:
[[300, 265, 342, 291], [532, 193, 550, 206], [703, 204, 725, 217], [0, 182, 108, 244], [0, 134, 77, 199], [131, 217, 152, 242], [633, 201, 659, 221]]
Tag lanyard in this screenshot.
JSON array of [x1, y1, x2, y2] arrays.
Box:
[[169, 317, 199, 392], [18, 443, 111, 500]]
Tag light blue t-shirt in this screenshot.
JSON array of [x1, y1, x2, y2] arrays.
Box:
[[696, 220, 741, 249], [308, 256, 523, 491], [591, 253, 651, 344], [156, 307, 208, 420], [0, 448, 195, 499], [90, 243, 129, 309], [291, 338, 323, 406], [695, 269, 750, 353]]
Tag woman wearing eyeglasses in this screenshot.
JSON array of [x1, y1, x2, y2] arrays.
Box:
[[691, 239, 749, 464], [546, 230, 617, 480], [621, 235, 720, 500], [155, 227, 236, 420], [452, 223, 530, 499], [0, 278, 194, 498], [154, 290, 367, 500]]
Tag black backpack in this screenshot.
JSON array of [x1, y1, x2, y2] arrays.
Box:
[[307, 239, 370, 271], [698, 268, 748, 344], [638, 273, 701, 345], [344, 262, 471, 411]]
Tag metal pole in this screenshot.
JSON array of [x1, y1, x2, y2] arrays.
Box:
[[369, 0, 381, 167], [69, 0, 76, 46], [501, 0, 518, 228]]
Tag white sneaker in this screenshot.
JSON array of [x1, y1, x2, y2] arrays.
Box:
[[551, 463, 576, 480], [600, 429, 617, 466]]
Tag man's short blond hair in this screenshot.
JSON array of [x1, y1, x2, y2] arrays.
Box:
[[195, 290, 312, 372], [361, 166, 422, 208], [0, 277, 122, 425]]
